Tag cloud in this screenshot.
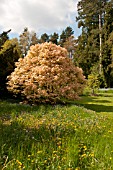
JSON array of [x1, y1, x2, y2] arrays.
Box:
[[0, 0, 79, 37]]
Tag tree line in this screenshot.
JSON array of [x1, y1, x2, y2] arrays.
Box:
[[75, 0, 113, 87], [19, 26, 75, 57]]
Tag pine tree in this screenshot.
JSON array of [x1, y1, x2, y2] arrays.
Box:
[[49, 32, 59, 45], [39, 33, 49, 43], [59, 26, 74, 47], [75, 0, 113, 87]]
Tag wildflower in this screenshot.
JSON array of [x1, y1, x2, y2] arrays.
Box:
[[58, 145, 61, 149], [31, 160, 34, 163], [83, 145, 87, 151], [81, 153, 87, 158], [44, 160, 47, 163], [89, 153, 94, 157], [75, 168, 80, 170], [37, 150, 42, 154], [16, 160, 22, 166]]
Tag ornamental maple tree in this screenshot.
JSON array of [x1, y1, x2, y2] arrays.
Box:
[[7, 42, 86, 103]]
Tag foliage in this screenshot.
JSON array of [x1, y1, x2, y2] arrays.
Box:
[[0, 29, 11, 47], [7, 42, 86, 104], [75, 0, 113, 87], [87, 73, 100, 95], [63, 35, 76, 59], [0, 38, 21, 95], [49, 32, 59, 45], [0, 92, 113, 169], [19, 28, 38, 57], [39, 33, 49, 43], [59, 26, 74, 47]]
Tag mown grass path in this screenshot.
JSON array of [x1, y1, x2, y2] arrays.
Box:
[[74, 92, 113, 114]]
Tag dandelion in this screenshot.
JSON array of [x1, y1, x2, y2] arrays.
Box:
[[83, 145, 87, 151], [89, 153, 94, 157], [81, 153, 87, 158], [16, 160, 22, 166], [37, 150, 43, 154], [44, 160, 47, 163], [75, 167, 80, 170]]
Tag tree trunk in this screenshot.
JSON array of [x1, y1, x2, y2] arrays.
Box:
[[99, 13, 102, 74]]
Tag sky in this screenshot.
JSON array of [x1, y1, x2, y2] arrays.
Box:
[[0, 0, 81, 39]]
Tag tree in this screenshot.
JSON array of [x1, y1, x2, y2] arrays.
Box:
[[0, 29, 11, 48], [19, 28, 38, 56], [0, 38, 21, 95], [49, 32, 59, 45], [59, 26, 74, 47], [30, 32, 38, 45], [7, 42, 86, 104], [87, 73, 100, 95], [63, 35, 76, 59], [39, 33, 49, 43], [75, 0, 113, 87]]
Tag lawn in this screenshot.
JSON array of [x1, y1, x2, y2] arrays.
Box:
[[74, 91, 113, 114], [0, 91, 113, 170]]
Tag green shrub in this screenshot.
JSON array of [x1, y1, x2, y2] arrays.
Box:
[[87, 73, 100, 95]]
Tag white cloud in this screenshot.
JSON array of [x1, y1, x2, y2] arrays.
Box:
[[0, 0, 80, 37]]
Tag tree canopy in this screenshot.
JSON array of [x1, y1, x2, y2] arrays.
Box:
[[75, 0, 113, 87], [7, 42, 86, 104]]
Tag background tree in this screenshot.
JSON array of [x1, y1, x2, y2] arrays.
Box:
[[39, 33, 49, 43], [30, 32, 38, 45], [0, 38, 21, 95], [63, 35, 76, 59], [49, 32, 59, 45], [59, 26, 74, 47], [75, 0, 113, 87], [0, 29, 11, 48], [19, 28, 38, 57]]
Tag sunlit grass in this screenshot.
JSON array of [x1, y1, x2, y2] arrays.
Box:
[[75, 90, 113, 114], [0, 91, 113, 169]]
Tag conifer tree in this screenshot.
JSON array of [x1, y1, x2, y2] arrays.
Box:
[[75, 0, 113, 87]]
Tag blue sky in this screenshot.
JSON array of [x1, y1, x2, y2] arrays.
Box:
[[0, 0, 81, 39]]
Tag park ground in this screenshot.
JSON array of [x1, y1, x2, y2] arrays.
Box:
[[0, 90, 113, 169]]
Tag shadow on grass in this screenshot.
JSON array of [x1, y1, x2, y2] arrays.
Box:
[[0, 99, 52, 121], [74, 95, 113, 113], [76, 103, 113, 113]]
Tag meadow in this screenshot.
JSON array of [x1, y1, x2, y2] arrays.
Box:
[[0, 90, 113, 170]]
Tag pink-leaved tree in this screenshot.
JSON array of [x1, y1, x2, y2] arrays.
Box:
[[7, 42, 86, 103]]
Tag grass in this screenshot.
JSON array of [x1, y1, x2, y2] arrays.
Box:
[[0, 90, 113, 169], [75, 90, 113, 114]]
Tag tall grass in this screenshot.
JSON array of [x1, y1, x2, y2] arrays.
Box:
[[0, 92, 113, 169]]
